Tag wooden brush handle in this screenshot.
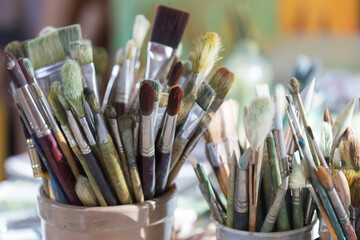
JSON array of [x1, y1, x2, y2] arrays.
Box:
[[37, 134, 81, 205], [155, 150, 171, 197], [139, 154, 156, 200], [166, 158, 183, 188], [170, 140, 185, 170], [318, 205, 339, 240]]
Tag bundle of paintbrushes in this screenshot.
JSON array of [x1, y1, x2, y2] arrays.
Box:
[[190, 77, 360, 239], [3, 4, 238, 207]]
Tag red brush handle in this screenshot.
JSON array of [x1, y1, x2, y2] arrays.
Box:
[[139, 154, 155, 200], [37, 134, 81, 205]]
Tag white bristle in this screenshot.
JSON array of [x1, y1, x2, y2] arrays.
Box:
[[321, 122, 333, 158], [132, 14, 151, 50], [289, 160, 310, 189]]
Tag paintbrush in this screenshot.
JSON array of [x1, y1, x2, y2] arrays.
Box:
[[154, 92, 169, 137], [171, 85, 216, 169], [142, 79, 162, 130], [324, 108, 333, 126], [164, 60, 183, 92], [84, 87, 132, 204], [62, 60, 102, 160], [118, 114, 144, 203], [92, 46, 108, 90], [104, 105, 133, 196], [48, 83, 107, 206], [317, 166, 357, 239], [4, 51, 81, 205], [333, 171, 351, 216], [260, 176, 289, 232], [155, 86, 183, 196], [101, 48, 124, 112], [129, 108, 140, 158], [177, 59, 192, 88], [75, 175, 98, 206], [184, 32, 222, 96], [5, 40, 26, 58], [226, 152, 237, 228], [321, 121, 333, 165], [145, 5, 189, 81], [52, 81, 117, 206], [138, 82, 156, 200], [132, 14, 151, 62], [176, 94, 196, 126], [244, 97, 275, 232]]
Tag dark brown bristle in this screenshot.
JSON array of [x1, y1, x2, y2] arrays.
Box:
[[17, 58, 34, 84], [104, 105, 117, 119], [168, 61, 183, 87], [289, 77, 300, 94], [317, 166, 333, 190], [166, 57, 178, 80], [150, 5, 190, 48], [139, 82, 154, 116], [323, 108, 333, 125], [307, 126, 314, 140], [166, 86, 184, 116], [4, 51, 27, 88]]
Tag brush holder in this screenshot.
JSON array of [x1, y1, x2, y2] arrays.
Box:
[[37, 185, 177, 240], [216, 218, 318, 240]]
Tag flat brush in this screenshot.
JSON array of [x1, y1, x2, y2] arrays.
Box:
[[118, 114, 144, 203], [164, 60, 183, 92], [139, 82, 156, 200], [4, 51, 81, 205], [155, 86, 183, 196], [5, 40, 26, 58], [84, 88, 132, 204], [145, 5, 189, 81], [53, 82, 117, 206], [132, 14, 151, 62], [324, 108, 333, 126], [171, 85, 216, 169]]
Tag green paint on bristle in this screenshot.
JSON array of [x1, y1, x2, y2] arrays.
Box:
[[142, 79, 162, 101], [5, 41, 24, 58], [28, 31, 66, 69], [22, 58, 35, 79], [62, 60, 85, 118], [20, 40, 29, 58], [51, 81, 71, 110], [196, 85, 216, 111], [83, 87, 99, 114], [118, 114, 132, 129], [93, 46, 108, 75], [48, 86, 67, 126], [57, 24, 82, 56], [74, 39, 93, 65]]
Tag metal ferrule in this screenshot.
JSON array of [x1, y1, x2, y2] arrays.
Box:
[[66, 110, 91, 154], [82, 63, 100, 105], [178, 75, 187, 89], [181, 127, 207, 161], [34, 60, 65, 97], [208, 97, 223, 113], [145, 42, 175, 80], [94, 113, 110, 144], [26, 138, 44, 177], [206, 142, 227, 167], [292, 188, 302, 205], [158, 114, 177, 153], [108, 118, 124, 152], [101, 64, 120, 112], [176, 103, 205, 144], [61, 125, 78, 148], [115, 60, 130, 103], [155, 106, 166, 136], [79, 117, 97, 146], [17, 85, 50, 138], [184, 72, 203, 95], [235, 170, 248, 213], [140, 114, 155, 157]]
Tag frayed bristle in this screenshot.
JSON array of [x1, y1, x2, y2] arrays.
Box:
[[321, 122, 333, 158], [289, 160, 310, 189], [168, 61, 183, 87], [167, 86, 184, 116], [5, 41, 24, 58], [75, 175, 98, 206], [150, 5, 190, 48], [192, 32, 222, 74], [132, 14, 150, 50], [323, 108, 333, 125], [142, 79, 162, 101], [244, 97, 275, 150], [139, 82, 154, 116], [208, 67, 234, 100], [114, 48, 125, 65], [38, 26, 56, 36], [51, 81, 70, 110], [28, 31, 66, 69], [93, 46, 108, 75], [289, 77, 300, 94], [196, 85, 216, 111], [62, 60, 84, 118], [22, 58, 35, 79], [159, 93, 169, 107], [70, 39, 93, 65], [57, 24, 82, 56], [104, 105, 117, 119], [177, 94, 196, 125], [118, 114, 133, 128], [125, 39, 136, 60], [84, 87, 99, 114], [48, 86, 67, 126]]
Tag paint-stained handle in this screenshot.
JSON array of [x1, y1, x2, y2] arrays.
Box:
[[155, 150, 171, 196], [118, 151, 133, 198], [170, 140, 185, 170], [139, 155, 156, 200]]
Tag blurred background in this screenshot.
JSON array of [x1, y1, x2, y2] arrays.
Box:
[[0, 0, 360, 239]]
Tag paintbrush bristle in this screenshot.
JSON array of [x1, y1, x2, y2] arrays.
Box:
[[244, 97, 275, 151], [125, 39, 136, 60], [167, 86, 184, 116], [114, 48, 125, 65], [132, 14, 151, 50], [192, 32, 222, 74], [150, 5, 190, 48], [38, 26, 57, 36], [57, 24, 82, 56], [317, 166, 333, 191], [22, 58, 35, 79], [75, 175, 98, 206], [93, 46, 108, 75], [28, 31, 66, 69], [323, 108, 333, 125], [118, 114, 132, 129], [48, 86, 67, 126], [350, 135, 360, 170], [208, 67, 235, 100], [196, 85, 216, 111], [189, 157, 198, 169], [84, 87, 99, 114], [5, 41, 25, 58], [70, 39, 93, 65], [289, 77, 300, 94], [177, 94, 196, 125], [168, 61, 183, 87], [182, 59, 192, 77], [159, 93, 169, 107], [104, 105, 117, 119], [139, 82, 154, 116], [128, 108, 140, 122], [289, 160, 310, 189], [142, 79, 162, 101], [51, 81, 70, 110], [62, 60, 84, 118], [321, 122, 333, 158]]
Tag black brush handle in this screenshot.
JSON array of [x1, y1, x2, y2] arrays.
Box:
[[83, 151, 119, 206], [234, 212, 249, 231], [155, 150, 171, 196], [139, 154, 155, 200]]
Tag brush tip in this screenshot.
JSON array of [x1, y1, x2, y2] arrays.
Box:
[[289, 77, 300, 94], [132, 14, 151, 49], [114, 48, 125, 65], [84, 87, 99, 114], [196, 85, 216, 111], [317, 166, 333, 190], [142, 79, 162, 101], [209, 67, 235, 100], [118, 114, 132, 128], [307, 126, 314, 140], [168, 61, 183, 87], [75, 175, 98, 206], [70, 39, 93, 65], [104, 105, 117, 119], [167, 86, 184, 116], [22, 58, 35, 79], [189, 157, 198, 168], [323, 108, 333, 125], [139, 82, 154, 116], [5, 41, 24, 58]]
